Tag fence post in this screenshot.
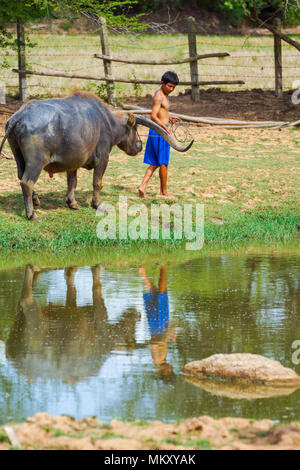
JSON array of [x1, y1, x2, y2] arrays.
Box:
[[0, 82, 6, 104], [99, 17, 115, 105], [187, 16, 200, 103], [16, 21, 27, 102], [273, 17, 283, 98]]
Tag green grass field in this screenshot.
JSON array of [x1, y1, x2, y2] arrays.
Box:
[[0, 126, 299, 253]]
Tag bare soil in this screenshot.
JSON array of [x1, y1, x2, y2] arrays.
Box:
[[1, 88, 300, 139], [128, 88, 300, 123], [1, 412, 300, 450]]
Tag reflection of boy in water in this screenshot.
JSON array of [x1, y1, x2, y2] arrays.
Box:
[[139, 266, 174, 377]]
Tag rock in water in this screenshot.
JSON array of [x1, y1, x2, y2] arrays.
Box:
[[183, 354, 300, 386]]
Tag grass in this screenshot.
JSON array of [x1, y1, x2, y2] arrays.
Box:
[[0, 429, 10, 444], [1, 31, 300, 99], [160, 435, 212, 449], [99, 432, 125, 439], [0, 127, 299, 255], [183, 438, 212, 450], [50, 429, 85, 439]]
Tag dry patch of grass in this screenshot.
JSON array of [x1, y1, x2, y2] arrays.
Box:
[[1, 412, 300, 450]]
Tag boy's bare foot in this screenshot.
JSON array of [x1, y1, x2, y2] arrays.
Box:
[[159, 192, 177, 199], [138, 187, 146, 198]]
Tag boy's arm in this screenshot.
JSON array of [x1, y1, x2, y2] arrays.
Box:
[[151, 98, 172, 135]]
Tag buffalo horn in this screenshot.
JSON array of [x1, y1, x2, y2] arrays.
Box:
[[134, 114, 194, 152]]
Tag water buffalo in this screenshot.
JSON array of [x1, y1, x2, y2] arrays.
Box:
[[0, 91, 193, 221]]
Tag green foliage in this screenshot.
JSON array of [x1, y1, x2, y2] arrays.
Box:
[[136, 0, 186, 13], [87, 82, 117, 102], [0, 429, 10, 443], [133, 1, 299, 26], [0, 1, 143, 48], [205, 0, 300, 26], [131, 71, 143, 97]]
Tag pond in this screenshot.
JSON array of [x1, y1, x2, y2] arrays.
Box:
[[0, 251, 299, 425]]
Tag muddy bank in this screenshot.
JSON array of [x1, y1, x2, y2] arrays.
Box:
[[1, 413, 300, 450]]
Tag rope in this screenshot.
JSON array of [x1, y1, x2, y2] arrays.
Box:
[[137, 119, 194, 145], [169, 119, 194, 143]]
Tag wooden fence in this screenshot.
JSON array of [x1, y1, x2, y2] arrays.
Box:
[[13, 16, 246, 104], [9, 15, 300, 104]]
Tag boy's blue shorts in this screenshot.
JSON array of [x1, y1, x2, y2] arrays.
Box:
[[143, 128, 170, 166], [143, 291, 169, 336]]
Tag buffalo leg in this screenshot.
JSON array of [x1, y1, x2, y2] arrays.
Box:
[[91, 158, 108, 209], [91, 265, 109, 331], [32, 190, 40, 208], [20, 160, 45, 221], [65, 267, 78, 308], [9, 137, 41, 213], [65, 170, 79, 209], [92, 265, 103, 308], [19, 265, 40, 311], [8, 136, 25, 180]]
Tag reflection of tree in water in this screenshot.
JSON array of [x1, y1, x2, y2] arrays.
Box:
[[173, 256, 300, 367], [6, 265, 140, 383]]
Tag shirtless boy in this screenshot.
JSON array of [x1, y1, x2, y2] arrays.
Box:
[[139, 71, 179, 198]]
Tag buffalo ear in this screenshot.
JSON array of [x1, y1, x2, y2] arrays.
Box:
[[127, 113, 136, 128]]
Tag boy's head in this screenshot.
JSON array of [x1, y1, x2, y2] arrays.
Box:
[[161, 71, 179, 95]]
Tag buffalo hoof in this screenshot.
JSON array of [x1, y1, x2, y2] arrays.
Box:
[[91, 201, 100, 210], [28, 213, 41, 222], [66, 200, 79, 210]]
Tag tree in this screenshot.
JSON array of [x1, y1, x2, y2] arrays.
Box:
[[0, 0, 143, 47], [240, 1, 300, 52], [219, 0, 300, 25]]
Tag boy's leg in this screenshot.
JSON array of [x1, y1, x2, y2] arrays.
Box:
[[158, 265, 167, 294], [159, 164, 169, 196], [139, 165, 158, 197]]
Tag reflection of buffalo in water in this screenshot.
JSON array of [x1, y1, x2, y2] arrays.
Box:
[[6, 264, 140, 383]]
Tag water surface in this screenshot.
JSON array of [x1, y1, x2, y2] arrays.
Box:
[[0, 253, 299, 425]]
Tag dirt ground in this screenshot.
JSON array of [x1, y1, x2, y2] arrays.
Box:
[[1, 412, 300, 450], [128, 88, 300, 123], [1, 88, 299, 137]]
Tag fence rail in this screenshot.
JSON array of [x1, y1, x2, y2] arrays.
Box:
[[12, 68, 245, 87], [1, 16, 299, 104], [93, 52, 230, 65], [9, 16, 246, 104]]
